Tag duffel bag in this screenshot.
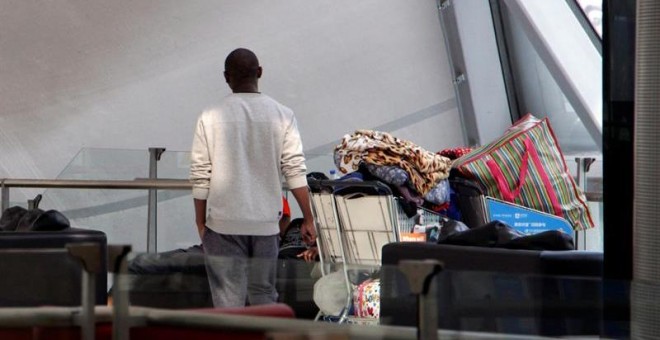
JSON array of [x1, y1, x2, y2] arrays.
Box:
[[452, 114, 594, 231]]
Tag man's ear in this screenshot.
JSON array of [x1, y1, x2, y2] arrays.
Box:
[[256, 66, 263, 79], [223, 71, 230, 83]]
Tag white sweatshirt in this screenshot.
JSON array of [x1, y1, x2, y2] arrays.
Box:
[[189, 93, 308, 235]]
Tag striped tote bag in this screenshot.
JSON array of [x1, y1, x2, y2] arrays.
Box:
[[452, 114, 594, 231]]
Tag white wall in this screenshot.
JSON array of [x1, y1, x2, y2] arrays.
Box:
[[0, 1, 463, 250]]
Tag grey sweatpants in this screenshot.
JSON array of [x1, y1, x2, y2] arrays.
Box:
[[202, 227, 279, 307]]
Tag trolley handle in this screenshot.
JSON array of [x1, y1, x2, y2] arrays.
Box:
[[308, 179, 393, 195]]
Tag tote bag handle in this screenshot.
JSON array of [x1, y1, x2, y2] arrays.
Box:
[[486, 138, 564, 217]]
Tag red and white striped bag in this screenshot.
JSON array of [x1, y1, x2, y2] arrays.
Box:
[[452, 114, 594, 231]]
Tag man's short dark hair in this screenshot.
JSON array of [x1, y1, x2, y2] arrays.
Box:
[[224, 48, 260, 79]]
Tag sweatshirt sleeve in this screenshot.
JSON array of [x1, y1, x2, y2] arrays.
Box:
[[281, 115, 308, 190], [189, 114, 212, 200]]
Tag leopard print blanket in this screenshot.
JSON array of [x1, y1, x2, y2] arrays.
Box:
[[333, 130, 452, 195]]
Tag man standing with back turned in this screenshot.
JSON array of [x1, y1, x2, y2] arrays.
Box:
[[190, 48, 316, 307]]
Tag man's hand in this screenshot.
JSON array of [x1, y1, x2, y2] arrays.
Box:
[[290, 186, 316, 245], [301, 218, 316, 246], [297, 247, 319, 262]]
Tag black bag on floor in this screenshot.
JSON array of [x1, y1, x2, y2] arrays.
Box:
[[439, 220, 573, 251], [503, 230, 574, 251], [127, 245, 213, 309], [438, 220, 524, 247], [0, 194, 70, 232]]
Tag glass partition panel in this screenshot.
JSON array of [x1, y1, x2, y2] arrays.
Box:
[[154, 149, 191, 180], [4, 147, 150, 208], [50, 189, 150, 252], [582, 157, 603, 251], [155, 189, 197, 252], [38, 148, 338, 253], [40, 148, 149, 252], [39, 148, 197, 253], [305, 153, 337, 178], [53, 148, 151, 180], [157, 151, 340, 182], [565, 156, 603, 251], [145, 150, 198, 252]]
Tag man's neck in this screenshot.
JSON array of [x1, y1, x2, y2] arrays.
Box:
[[231, 84, 260, 93]]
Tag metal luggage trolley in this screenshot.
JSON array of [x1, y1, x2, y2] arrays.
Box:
[[333, 181, 445, 265], [391, 197, 448, 243], [330, 180, 445, 324], [309, 179, 445, 324], [307, 179, 353, 322], [332, 181, 398, 266], [308, 179, 346, 275]]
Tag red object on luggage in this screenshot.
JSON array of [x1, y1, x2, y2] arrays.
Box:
[[438, 147, 473, 160]]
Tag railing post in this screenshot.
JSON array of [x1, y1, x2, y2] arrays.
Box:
[[108, 245, 133, 340], [67, 243, 102, 340], [575, 157, 596, 250], [147, 148, 166, 253], [399, 259, 444, 340], [1, 179, 8, 212]]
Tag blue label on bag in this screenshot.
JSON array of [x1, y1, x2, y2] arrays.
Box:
[[486, 197, 573, 235]]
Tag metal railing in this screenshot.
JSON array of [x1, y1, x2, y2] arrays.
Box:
[[0, 177, 192, 253]]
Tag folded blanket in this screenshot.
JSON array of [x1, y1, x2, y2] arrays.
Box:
[[334, 130, 452, 195]]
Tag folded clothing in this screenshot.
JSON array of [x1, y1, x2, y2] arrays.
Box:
[[364, 163, 450, 205]]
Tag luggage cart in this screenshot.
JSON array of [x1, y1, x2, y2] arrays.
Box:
[[333, 181, 446, 265], [392, 199, 447, 243], [308, 180, 345, 275], [331, 180, 445, 324], [333, 181, 397, 266], [307, 179, 352, 322]]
